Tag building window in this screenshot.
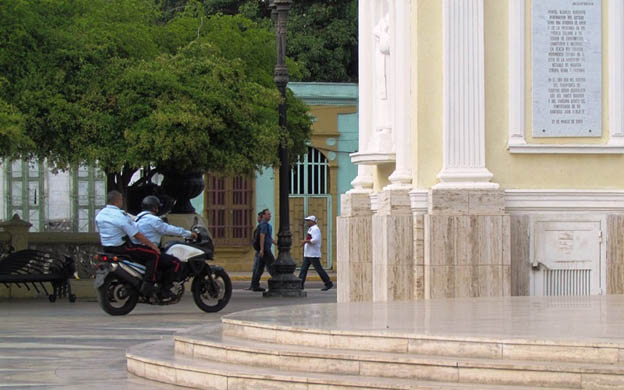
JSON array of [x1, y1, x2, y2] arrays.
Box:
[[6, 160, 45, 232], [205, 174, 253, 246], [291, 147, 329, 195], [73, 165, 106, 232]]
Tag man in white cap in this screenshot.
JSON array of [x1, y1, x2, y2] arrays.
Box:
[[299, 215, 333, 291]]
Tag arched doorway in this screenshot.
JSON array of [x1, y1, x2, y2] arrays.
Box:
[[289, 147, 332, 268]]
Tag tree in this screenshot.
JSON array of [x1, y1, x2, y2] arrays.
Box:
[[0, 0, 312, 202], [170, 0, 359, 82]]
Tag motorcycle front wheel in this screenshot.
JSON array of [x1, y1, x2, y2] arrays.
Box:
[[191, 268, 232, 313], [97, 274, 139, 316]]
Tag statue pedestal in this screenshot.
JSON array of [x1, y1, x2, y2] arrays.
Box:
[[336, 193, 373, 302], [424, 189, 511, 298]]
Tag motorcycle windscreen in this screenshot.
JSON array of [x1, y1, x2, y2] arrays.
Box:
[[166, 244, 204, 261]]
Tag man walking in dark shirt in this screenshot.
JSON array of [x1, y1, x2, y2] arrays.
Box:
[[250, 209, 276, 292]]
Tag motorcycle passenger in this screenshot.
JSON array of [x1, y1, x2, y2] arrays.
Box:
[[132, 195, 198, 297], [95, 190, 161, 297]]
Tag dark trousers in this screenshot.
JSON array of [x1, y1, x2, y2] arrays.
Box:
[[299, 256, 332, 288], [104, 244, 160, 283], [250, 250, 275, 288], [158, 253, 181, 285]]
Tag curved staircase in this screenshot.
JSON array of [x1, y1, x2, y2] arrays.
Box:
[[127, 297, 624, 389]]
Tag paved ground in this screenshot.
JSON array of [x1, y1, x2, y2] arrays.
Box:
[[0, 281, 336, 389]]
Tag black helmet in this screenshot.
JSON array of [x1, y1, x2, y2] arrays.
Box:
[[141, 195, 161, 212]]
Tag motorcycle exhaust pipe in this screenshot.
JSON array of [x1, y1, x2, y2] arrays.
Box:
[[111, 263, 142, 289]]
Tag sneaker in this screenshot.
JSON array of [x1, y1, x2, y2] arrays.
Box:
[[321, 283, 334, 291], [252, 287, 266, 292]]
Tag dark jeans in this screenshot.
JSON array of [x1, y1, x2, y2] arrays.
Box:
[[298, 256, 332, 288], [250, 250, 275, 288]]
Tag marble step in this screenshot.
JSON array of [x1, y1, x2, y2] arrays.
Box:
[[173, 324, 624, 389], [127, 339, 575, 390], [221, 317, 624, 365]]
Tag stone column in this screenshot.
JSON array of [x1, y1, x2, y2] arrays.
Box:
[[387, 0, 413, 189], [436, 0, 497, 189], [372, 189, 414, 302], [337, 193, 373, 302], [350, 0, 375, 192]]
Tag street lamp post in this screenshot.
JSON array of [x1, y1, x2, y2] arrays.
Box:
[[264, 0, 306, 298]]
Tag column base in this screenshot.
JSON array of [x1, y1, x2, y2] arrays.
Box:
[[435, 167, 499, 189]]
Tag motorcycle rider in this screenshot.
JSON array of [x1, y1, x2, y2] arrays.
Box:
[[95, 190, 161, 296], [131, 195, 198, 298]]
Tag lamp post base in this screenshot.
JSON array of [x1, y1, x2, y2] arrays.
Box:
[[263, 268, 307, 298]]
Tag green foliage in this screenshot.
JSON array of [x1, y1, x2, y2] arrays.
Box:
[[287, 0, 358, 82], [201, 0, 358, 82], [114, 41, 282, 175], [0, 0, 312, 188], [0, 95, 31, 158]]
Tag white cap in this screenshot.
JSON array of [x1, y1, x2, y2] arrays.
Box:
[[304, 215, 317, 223]]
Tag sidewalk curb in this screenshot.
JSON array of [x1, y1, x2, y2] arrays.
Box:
[[0, 272, 336, 299]]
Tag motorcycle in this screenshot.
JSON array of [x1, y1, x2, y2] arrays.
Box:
[[93, 225, 232, 315]]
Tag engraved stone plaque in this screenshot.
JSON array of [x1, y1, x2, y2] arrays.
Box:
[[532, 0, 602, 137]]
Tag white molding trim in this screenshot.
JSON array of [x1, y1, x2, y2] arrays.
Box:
[[507, 0, 624, 154], [409, 189, 429, 214], [507, 144, 624, 154], [436, 0, 496, 188], [609, 0, 624, 146], [505, 189, 624, 213], [350, 151, 396, 165]]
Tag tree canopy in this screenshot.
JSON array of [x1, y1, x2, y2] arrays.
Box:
[[0, 0, 312, 193], [165, 0, 359, 82]]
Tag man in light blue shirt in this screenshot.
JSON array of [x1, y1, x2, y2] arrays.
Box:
[[131, 196, 197, 247], [95, 191, 161, 296], [132, 196, 198, 293]]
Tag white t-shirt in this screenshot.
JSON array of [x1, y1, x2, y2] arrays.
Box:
[[303, 224, 321, 258]]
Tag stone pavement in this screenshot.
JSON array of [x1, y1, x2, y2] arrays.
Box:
[[0, 280, 336, 389]]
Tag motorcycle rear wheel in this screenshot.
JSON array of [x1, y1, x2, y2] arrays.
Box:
[[191, 268, 232, 313], [97, 275, 139, 316]]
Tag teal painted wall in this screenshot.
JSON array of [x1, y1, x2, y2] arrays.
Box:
[[191, 192, 204, 215], [255, 167, 276, 215], [336, 112, 359, 215]]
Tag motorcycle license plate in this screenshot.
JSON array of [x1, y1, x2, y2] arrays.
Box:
[[94, 270, 107, 288]]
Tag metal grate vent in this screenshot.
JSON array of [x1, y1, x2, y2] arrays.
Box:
[[543, 269, 591, 296]]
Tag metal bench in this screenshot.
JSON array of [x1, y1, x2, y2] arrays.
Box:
[[0, 249, 76, 302]]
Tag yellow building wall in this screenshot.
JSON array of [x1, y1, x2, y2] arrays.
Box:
[[413, 0, 624, 190], [416, 0, 443, 189]]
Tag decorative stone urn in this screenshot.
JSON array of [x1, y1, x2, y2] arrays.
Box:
[[161, 171, 205, 214]]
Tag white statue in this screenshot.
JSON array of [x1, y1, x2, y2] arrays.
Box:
[[369, 3, 393, 154]]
